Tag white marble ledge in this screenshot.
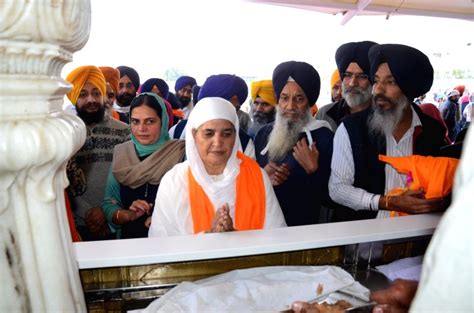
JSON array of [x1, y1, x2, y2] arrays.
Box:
[[74, 214, 441, 269]]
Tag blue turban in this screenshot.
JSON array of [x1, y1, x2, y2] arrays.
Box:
[[335, 41, 377, 77], [175, 76, 197, 92], [141, 78, 170, 99], [368, 44, 433, 100], [272, 61, 320, 106], [192, 85, 201, 105], [197, 74, 248, 105], [117, 65, 140, 91]]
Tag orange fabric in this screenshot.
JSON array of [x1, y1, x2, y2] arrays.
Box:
[[311, 104, 319, 116], [188, 151, 266, 233], [99, 66, 120, 95], [172, 109, 185, 119], [111, 109, 120, 121], [379, 155, 460, 217], [330, 69, 341, 88], [64, 191, 81, 242]]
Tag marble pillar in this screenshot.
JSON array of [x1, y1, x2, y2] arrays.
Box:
[[0, 1, 91, 311]]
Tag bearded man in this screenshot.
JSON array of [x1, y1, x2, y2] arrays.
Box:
[[115, 65, 140, 124], [173, 75, 197, 119], [316, 41, 376, 132], [66, 65, 129, 240], [254, 61, 334, 226], [329, 44, 447, 222], [248, 79, 277, 138], [329, 69, 342, 103]]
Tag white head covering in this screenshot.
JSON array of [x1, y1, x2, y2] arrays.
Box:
[[185, 97, 241, 209]]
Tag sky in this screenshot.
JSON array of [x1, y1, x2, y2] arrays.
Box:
[[62, 0, 473, 103]]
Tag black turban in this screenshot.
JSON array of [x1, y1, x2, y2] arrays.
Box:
[[272, 61, 320, 106], [117, 65, 140, 91], [335, 41, 377, 77], [368, 44, 433, 100]]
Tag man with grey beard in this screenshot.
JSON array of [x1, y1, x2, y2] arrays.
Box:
[[248, 79, 277, 138], [316, 41, 376, 132], [329, 44, 448, 222], [254, 61, 334, 226]]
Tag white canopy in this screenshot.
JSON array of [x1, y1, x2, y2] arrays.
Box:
[[246, 0, 474, 25]]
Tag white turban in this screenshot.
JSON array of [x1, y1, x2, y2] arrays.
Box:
[[185, 97, 241, 209]]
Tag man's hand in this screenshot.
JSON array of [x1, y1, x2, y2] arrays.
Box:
[[290, 301, 320, 313], [293, 139, 319, 174], [85, 207, 110, 238], [370, 279, 418, 313], [264, 162, 291, 186], [207, 203, 234, 233], [129, 199, 153, 217], [385, 189, 446, 214]]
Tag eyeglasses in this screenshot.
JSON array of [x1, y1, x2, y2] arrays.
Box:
[[342, 72, 369, 81]]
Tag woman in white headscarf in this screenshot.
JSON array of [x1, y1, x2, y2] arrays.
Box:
[[148, 97, 286, 237]]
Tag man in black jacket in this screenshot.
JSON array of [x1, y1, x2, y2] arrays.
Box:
[[329, 44, 448, 221]]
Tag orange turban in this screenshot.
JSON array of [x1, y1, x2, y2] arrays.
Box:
[[66, 65, 106, 105], [330, 69, 341, 88], [250, 80, 277, 106], [99, 66, 120, 96]]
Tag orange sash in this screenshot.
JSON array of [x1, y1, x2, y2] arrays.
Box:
[[172, 109, 185, 119], [188, 151, 266, 233], [64, 191, 81, 242]]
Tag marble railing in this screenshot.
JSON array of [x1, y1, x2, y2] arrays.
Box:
[[75, 214, 440, 312]]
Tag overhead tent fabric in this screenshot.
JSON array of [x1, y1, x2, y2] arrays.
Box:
[[246, 0, 474, 24]]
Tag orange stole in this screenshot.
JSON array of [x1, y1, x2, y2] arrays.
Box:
[[379, 154, 459, 218], [188, 151, 266, 233]]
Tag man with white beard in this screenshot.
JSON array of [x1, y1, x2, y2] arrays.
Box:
[[316, 41, 376, 132], [329, 44, 448, 221], [254, 61, 334, 226]]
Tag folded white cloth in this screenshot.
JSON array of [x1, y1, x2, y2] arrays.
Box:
[[376, 256, 423, 282]]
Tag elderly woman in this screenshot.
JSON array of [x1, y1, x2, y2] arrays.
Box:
[[148, 97, 286, 237], [103, 92, 185, 239]]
